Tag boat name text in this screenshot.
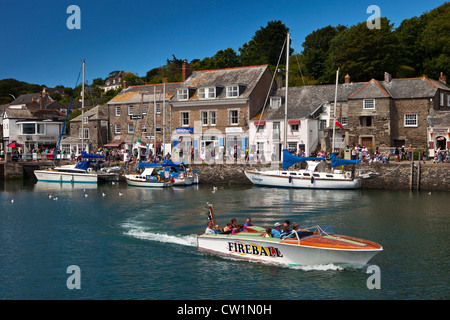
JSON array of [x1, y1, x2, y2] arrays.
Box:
[[227, 242, 283, 257]]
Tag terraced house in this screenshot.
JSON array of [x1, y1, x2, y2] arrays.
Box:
[[106, 82, 180, 156], [170, 62, 274, 162]]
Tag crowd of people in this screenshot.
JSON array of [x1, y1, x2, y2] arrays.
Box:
[[205, 218, 312, 240]]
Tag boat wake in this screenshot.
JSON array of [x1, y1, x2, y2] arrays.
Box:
[[122, 221, 197, 247]]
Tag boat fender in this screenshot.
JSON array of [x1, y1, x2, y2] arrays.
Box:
[[179, 173, 184, 179], [345, 171, 352, 178], [288, 176, 292, 183], [87, 168, 93, 173], [311, 176, 314, 183], [157, 175, 160, 182]]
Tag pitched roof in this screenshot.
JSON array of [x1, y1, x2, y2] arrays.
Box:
[[428, 111, 450, 127], [108, 82, 180, 104], [173, 65, 269, 101], [4, 108, 64, 121], [70, 104, 108, 122], [348, 79, 391, 99], [259, 82, 365, 120]]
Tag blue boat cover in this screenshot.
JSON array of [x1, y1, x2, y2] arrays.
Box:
[[81, 151, 104, 159], [282, 149, 326, 170], [330, 152, 361, 167], [75, 161, 90, 170]]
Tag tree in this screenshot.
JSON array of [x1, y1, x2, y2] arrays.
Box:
[[239, 20, 292, 66]]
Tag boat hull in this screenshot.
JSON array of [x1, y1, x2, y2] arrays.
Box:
[[197, 233, 381, 267], [244, 170, 361, 189], [34, 169, 118, 184]]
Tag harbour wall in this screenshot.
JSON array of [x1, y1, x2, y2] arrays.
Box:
[[1, 161, 449, 191], [189, 162, 450, 192]]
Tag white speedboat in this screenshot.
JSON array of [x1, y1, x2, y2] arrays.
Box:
[[198, 225, 382, 267], [124, 166, 173, 187], [34, 152, 119, 184], [245, 150, 363, 189]]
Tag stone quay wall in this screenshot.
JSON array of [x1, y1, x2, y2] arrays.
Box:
[[189, 162, 450, 192]]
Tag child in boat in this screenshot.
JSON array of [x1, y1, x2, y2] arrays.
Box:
[[263, 228, 272, 238]]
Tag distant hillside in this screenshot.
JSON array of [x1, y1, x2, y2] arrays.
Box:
[[0, 78, 44, 104]]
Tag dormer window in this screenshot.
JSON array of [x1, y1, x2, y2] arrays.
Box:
[[226, 85, 239, 98], [270, 97, 281, 109], [178, 89, 189, 101], [198, 87, 216, 99]]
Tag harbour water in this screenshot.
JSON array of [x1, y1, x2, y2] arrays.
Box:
[[0, 180, 448, 300]]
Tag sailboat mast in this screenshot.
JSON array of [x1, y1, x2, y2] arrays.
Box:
[[284, 33, 290, 151], [332, 68, 339, 153], [81, 60, 85, 154]]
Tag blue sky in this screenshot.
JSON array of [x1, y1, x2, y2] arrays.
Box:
[[0, 0, 448, 88]]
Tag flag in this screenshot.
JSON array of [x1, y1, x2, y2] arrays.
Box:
[[335, 120, 345, 131]]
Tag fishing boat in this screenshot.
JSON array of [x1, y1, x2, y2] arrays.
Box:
[[197, 204, 382, 267], [34, 152, 119, 184], [124, 163, 173, 187], [244, 150, 362, 189], [244, 33, 377, 189], [162, 160, 199, 186]]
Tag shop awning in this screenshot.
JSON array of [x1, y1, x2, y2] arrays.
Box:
[[104, 141, 124, 148], [288, 120, 300, 125], [254, 121, 265, 126]]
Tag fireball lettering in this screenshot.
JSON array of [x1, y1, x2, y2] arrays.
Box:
[[227, 242, 283, 258]]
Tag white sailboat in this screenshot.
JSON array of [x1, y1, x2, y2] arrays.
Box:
[[34, 61, 119, 184], [244, 34, 372, 189]]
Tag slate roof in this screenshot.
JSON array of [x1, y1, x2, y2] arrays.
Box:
[[259, 82, 365, 120], [173, 65, 269, 101], [70, 104, 108, 122], [428, 111, 450, 127], [108, 82, 180, 104], [4, 108, 65, 121]]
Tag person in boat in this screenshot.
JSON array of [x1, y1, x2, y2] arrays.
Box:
[[289, 223, 313, 239], [205, 221, 215, 235], [243, 218, 253, 231], [231, 218, 238, 229], [214, 225, 223, 234], [263, 228, 272, 238], [232, 224, 243, 234], [280, 220, 292, 239], [222, 222, 233, 233], [271, 222, 282, 238]]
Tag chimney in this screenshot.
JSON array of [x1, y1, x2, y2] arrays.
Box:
[[123, 80, 128, 89], [182, 60, 191, 81], [344, 74, 350, 84], [439, 72, 447, 84], [384, 72, 392, 83]]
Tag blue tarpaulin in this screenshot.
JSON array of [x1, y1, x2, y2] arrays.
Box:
[[282, 149, 326, 170], [330, 152, 361, 167], [81, 151, 104, 159]]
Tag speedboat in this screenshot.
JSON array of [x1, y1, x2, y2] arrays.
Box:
[[197, 203, 382, 267], [33, 152, 119, 184], [244, 150, 376, 189], [197, 225, 382, 267], [124, 166, 173, 187], [135, 161, 198, 186]]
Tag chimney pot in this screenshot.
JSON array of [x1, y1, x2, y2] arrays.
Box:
[[439, 72, 447, 84], [123, 80, 128, 89], [344, 74, 350, 84], [384, 72, 392, 83]]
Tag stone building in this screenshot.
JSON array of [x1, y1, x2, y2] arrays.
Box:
[[170, 62, 274, 162], [106, 82, 180, 155]]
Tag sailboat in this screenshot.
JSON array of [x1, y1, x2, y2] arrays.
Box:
[[34, 61, 119, 184], [244, 34, 372, 189]]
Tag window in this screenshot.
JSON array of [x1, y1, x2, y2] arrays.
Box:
[[141, 125, 147, 134], [198, 87, 216, 99], [127, 123, 134, 134], [290, 124, 299, 131], [360, 116, 373, 127], [201, 111, 208, 126], [447, 95, 450, 107], [37, 123, 45, 134], [114, 123, 121, 134], [181, 112, 189, 126], [404, 114, 418, 127], [142, 105, 147, 115], [83, 116, 88, 125], [229, 110, 239, 125], [226, 85, 239, 98], [22, 123, 35, 134], [115, 106, 121, 116], [270, 97, 281, 109], [128, 105, 133, 116], [363, 99, 375, 109], [79, 128, 89, 139], [341, 117, 349, 126], [209, 111, 216, 126], [156, 103, 161, 114], [319, 120, 326, 130], [440, 93, 444, 107], [178, 89, 188, 100]]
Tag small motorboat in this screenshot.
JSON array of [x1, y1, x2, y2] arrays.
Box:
[[124, 167, 173, 187], [197, 204, 382, 267]]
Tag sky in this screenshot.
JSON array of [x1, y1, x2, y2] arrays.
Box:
[[0, 0, 448, 88]]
